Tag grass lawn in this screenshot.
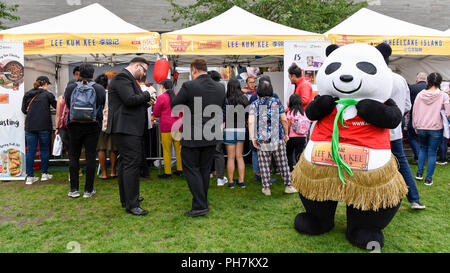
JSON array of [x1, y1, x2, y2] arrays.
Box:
[[0, 162, 448, 253]]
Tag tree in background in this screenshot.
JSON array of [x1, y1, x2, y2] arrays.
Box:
[[164, 0, 367, 34], [0, 1, 19, 30]]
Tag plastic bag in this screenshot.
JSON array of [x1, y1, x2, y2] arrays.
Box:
[[52, 134, 62, 156]]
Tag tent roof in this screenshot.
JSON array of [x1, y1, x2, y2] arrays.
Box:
[[0, 3, 148, 34], [325, 8, 445, 36], [167, 6, 319, 36]]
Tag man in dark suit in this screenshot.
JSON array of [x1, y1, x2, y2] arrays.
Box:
[[107, 57, 152, 216], [171, 59, 226, 217], [407, 72, 427, 162]]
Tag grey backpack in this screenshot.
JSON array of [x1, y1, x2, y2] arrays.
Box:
[[70, 81, 97, 122]]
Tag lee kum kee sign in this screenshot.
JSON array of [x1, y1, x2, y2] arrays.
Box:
[[311, 142, 370, 171]]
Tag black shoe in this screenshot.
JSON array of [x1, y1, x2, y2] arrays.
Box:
[[126, 207, 148, 216], [184, 208, 209, 217], [173, 171, 183, 176], [158, 174, 172, 179], [415, 172, 423, 181]]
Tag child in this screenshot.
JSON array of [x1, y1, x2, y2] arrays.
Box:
[[286, 94, 310, 171]]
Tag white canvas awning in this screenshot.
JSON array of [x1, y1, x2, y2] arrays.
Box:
[[324, 8, 450, 82], [0, 3, 149, 35], [168, 6, 318, 36], [0, 3, 160, 93], [0, 3, 160, 56], [325, 8, 445, 37], [161, 6, 324, 57]]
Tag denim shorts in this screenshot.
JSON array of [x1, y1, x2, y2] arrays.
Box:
[[223, 130, 246, 145]]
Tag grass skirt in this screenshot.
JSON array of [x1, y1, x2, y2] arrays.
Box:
[[292, 153, 408, 211]]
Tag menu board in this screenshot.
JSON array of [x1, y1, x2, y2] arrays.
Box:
[[0, 41, 26, 180]]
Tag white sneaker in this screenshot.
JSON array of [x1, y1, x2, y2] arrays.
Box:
[[436, 161, 448, 166], [262, 187, 271, 196], [68, 191, 81, 198], [411, 202, 426, 210], [217, 177, 228, 186], [83, 189, 96, 198], [41, 173, 53, 181], [284, 186, 298, 194], [25, 176, 39, 185]]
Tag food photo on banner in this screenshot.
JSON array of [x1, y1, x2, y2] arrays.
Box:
[[0, 41, 26, 180]]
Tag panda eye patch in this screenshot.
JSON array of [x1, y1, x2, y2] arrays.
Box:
[[325, 62, 341, 75], [356, 62, 377, 75]]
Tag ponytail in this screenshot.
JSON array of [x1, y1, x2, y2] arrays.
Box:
[[166, 89, 175, 105], [33, 80, 44, 89], [426, 72, 442, 90], [161, 79, 175, 105]]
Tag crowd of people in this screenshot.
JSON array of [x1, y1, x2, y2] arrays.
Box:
[[21, 57, 449, 217]]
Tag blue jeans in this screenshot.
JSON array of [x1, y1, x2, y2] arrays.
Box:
[[391, 139, 420, 203], [417, 129, 443, 180], [250, 141, 260, 173], [25, 130, 51, 177], [437, 137, 448, 162], [407, 120, 419, 160]]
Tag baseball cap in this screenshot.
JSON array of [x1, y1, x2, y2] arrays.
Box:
[[36, 76, 51, 85]]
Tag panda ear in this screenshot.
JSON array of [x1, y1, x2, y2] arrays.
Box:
[[375, 43, 392, 60], [326, 44, 339, 57]]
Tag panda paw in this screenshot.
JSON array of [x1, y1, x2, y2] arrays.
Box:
[[305, 95, 338, 121], [356, 98, 402, 129]]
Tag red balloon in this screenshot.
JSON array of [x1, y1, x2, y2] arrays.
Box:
[[153, 59, 170, 84]]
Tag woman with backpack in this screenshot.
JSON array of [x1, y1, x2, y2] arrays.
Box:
[[21, 76, 57, 185], [223, 78, 249, 188], [64, 63, 106, 198], [248, 79, 297, 196], [286, 94, 310, 171]]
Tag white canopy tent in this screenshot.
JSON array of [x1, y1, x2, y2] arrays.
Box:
[[324, 8, 445, 37], [0, 3, 160, 94], [162, 6, 324, 67], [325, 8, 450, 82]]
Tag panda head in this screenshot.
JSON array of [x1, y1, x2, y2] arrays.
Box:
[[317, 43, 393, 102]]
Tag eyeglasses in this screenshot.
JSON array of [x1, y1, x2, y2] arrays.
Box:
[[139, 64, 148, 74]]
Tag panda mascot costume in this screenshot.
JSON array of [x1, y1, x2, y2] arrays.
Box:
[[291, 43, 408, 249]]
